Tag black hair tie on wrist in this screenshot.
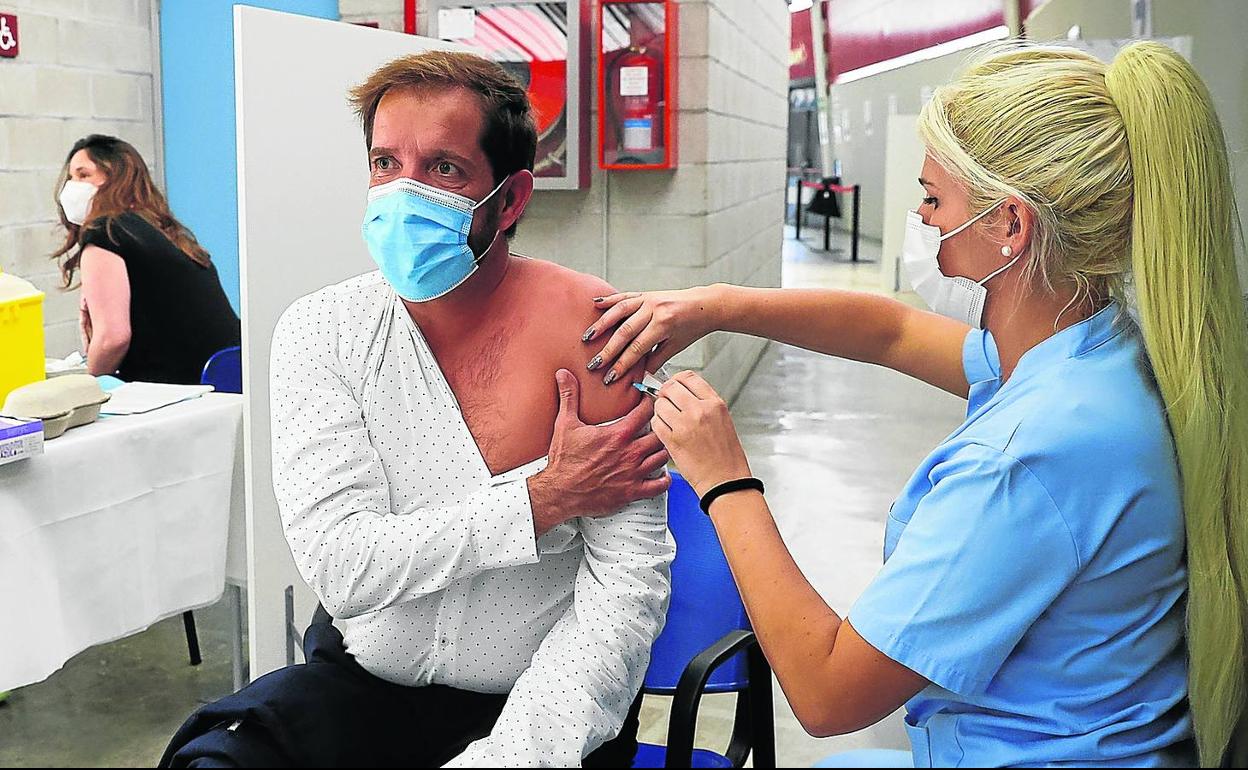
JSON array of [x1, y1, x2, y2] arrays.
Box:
[[699, 477, 765, 515]]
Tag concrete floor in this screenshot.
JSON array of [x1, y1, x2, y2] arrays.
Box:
[[0, 226, 969, 767], [0, 599, 240, 767]]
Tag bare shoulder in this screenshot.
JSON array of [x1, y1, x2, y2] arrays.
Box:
[[80, 244, 125, 263], [515, 256, 614, 300], [79, 245, 129, 280], [513, 257, 645, 425]]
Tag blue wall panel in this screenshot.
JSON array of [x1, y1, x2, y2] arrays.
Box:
[[161, 0, 339, 312]]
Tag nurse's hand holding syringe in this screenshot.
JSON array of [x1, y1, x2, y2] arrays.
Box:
[[583, 285, 974, 399]]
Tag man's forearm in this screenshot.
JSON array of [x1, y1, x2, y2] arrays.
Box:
[[527, 471, 564, 539], [448, 496, 672, 768]]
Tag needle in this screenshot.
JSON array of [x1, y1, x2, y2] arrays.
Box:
[[633, 382, 661, 398]]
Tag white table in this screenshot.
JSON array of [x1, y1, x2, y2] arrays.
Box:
[[0, 393, 246, 692]]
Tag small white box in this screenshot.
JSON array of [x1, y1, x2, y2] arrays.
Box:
[[0, 416, 44, 466]]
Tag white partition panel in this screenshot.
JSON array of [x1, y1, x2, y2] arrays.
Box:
[[880, 114, 923, 294], [234, 6, 462, 678]]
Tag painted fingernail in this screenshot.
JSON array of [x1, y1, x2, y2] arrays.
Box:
[[582, 327, 596, 342], [603, 370, 618, 385], [592, 297, 605, 303], [587, 355, 602, 371]]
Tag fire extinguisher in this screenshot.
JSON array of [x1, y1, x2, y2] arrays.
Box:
[[608, 45, 662, 159]]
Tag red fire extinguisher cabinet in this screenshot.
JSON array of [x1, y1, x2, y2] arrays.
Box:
[[598, 0, 678, 170]]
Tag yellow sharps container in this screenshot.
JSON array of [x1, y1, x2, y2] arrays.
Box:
[[0, 267, 47, 404]]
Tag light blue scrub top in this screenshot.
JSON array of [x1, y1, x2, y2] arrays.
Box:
[[850, 304, 1194, 767]]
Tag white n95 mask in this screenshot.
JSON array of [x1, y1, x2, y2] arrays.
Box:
[[901, 203, 1017, 329], [59, 179, 98, 226]]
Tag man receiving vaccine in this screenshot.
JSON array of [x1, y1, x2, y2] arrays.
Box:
[[161, 52, 674, 769]]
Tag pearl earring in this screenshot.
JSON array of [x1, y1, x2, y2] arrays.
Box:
[[1001, 246, 1013, 257]]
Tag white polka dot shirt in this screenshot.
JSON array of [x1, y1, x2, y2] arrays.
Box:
[[269, 271, 675, 768]]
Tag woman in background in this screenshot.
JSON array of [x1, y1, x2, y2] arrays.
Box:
[[52, 134, 240, 384]]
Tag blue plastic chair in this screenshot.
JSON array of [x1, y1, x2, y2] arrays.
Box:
[[632, 471, 776, 769], [201, 345, 242, 394]]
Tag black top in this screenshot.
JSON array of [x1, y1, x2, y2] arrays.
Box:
[[81, 212, 240, 385]]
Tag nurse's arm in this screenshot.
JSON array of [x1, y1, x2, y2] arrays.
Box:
[[716, 286, 971, 398], [79, 245, 132, 376], [590, 286, 970, 398], [707, 488, 930, 737]]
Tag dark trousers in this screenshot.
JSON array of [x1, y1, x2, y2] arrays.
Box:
[[160, 620, 641, 768]]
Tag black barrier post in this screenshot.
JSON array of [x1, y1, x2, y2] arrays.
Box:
[[794, 178, 802, 239], [851, 184, 861, 262], [823, 181, 832, 252]]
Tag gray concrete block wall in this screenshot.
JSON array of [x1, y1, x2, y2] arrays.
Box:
[[691, 0, 787, 399], [0, 0, 158, 358]]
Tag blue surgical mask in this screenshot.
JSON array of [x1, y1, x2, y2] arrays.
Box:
[[362, 175, 508, 302]]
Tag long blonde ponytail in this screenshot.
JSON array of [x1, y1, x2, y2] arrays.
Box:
[[1106, 41, 1248, 766]]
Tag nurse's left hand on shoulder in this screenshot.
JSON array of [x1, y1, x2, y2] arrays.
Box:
[[651, 371, 752, 497]]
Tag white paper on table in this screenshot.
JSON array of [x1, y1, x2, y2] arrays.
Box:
[[99, 382, 215, 415], [45, 351, 87, 376]]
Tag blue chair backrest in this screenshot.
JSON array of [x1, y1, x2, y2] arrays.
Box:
[[643, 471, 751, 695], [201, 346, 242, 394]]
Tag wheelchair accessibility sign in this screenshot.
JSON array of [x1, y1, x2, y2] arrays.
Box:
[[0, 14, 18, 59]]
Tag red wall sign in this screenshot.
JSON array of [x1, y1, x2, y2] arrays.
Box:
[[824, 0, 1004, 81], [0, 13, 18, 59], [790, 8, 815, 84], [808, 0, 1039, 83]]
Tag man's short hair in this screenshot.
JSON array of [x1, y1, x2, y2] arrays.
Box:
[[348, 51, 537, 188]]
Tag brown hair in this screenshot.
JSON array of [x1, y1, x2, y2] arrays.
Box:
[[52, 134, 212, 288], [348, 51, 537, 235]]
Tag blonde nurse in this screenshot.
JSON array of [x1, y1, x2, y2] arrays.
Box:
[[583, 42, 1248, 767]]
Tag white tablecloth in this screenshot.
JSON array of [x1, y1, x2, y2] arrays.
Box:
[[0, 393, 245, 691]]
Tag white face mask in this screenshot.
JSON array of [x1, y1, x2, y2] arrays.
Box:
[[901, 202, 1018, 328], [59, 179, 98, 226]]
